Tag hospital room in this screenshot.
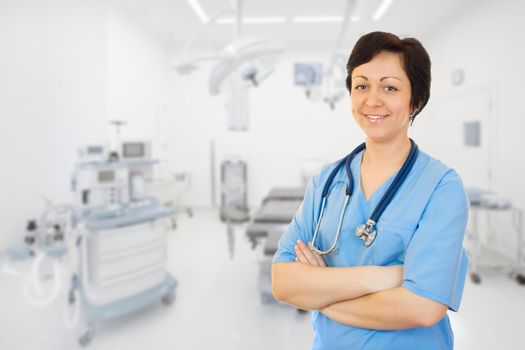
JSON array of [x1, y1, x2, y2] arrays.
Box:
[[1, 0, 524, 349]]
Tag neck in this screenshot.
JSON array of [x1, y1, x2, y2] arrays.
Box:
[[362, 136, 411, 168]]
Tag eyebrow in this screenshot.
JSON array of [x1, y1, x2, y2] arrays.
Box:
[[353, 75, 402, 82]]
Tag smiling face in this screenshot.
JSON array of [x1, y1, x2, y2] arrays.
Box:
[[350, 51, 412, 144]]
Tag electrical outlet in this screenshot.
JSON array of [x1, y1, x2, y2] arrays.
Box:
[[174, 173, 187, 181]]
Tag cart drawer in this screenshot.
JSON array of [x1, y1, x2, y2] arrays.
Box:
[[91, 221, 165, 256], [92, 244, 166, 284]]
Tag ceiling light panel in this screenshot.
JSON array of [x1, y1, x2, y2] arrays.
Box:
[[372, 0, 395, 22], [187, 0, 209, 23], [216, 16, 288, 24], [292, 16, 343, 23]]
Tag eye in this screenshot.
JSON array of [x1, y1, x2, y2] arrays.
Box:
[[384, 86, 398, 92], [354, 84, 367, 91]]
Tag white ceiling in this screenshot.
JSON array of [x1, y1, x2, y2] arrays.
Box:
[[112, 0, 477, 48]]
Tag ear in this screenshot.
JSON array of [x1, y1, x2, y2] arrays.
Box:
[[408, 107, 419, 126]]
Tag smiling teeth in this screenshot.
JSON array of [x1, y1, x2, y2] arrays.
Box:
[[367, 115, 385, 119]]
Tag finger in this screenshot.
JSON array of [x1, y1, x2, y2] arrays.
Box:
[[296, 241, 312, 265], [307, 242, 326, 266], [314, 253, 326, 267], [297, 240, 317, 265], [294, 244, 310, 264]]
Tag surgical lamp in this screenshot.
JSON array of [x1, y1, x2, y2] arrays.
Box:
[[173, 0, 285, 130], [209, 38, 285, 95]]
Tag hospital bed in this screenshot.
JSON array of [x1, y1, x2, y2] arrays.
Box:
[[258, 229, 283, 304], [246, 186, 304, 249], [246, 199, 303, 249], [465, 188, 525, 285], [262, 186, 305, 203], [245, 187, 305, 306]]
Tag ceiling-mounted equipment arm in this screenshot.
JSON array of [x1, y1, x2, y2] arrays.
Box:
[[231, 0, 243, 41], [209, 38, 285, 95], [326, 0, 360, 76], [174, 6, 235, 73]]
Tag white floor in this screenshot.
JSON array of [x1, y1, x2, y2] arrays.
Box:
[[1, 208, 524, 349]]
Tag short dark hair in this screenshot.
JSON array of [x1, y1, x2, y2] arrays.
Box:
[[345, 31, 431, 123]]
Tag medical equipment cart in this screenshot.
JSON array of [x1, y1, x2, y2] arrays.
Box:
[[465, 193, 525, 285], [71, 147, 178, 346], [76, 198, 177, 346], [220, 159, 248, 222]]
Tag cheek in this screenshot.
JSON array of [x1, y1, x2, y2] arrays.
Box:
[[350, 104, 360, 122], [350, 95, 362, 113], [388, 97, 411, 115]]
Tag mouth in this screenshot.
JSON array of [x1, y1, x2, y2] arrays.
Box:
[[364, 114, 388, 122]]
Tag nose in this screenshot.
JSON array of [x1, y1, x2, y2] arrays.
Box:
[[365, 88, 382, 108]]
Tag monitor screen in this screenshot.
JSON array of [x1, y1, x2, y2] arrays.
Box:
[[98, 170, 115, 183], [87, 146, 104, 155], [123, 143, 145, 158], [294, 63, 323, 86], [464, 121, 481, 147]]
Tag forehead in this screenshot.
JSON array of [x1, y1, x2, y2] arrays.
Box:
[[352, 51, 408, 80]]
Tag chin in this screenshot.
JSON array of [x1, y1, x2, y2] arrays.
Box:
[[363, 131, 397, 144]]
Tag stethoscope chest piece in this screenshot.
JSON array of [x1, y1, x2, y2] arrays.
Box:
[[355, 219, 377, 247]]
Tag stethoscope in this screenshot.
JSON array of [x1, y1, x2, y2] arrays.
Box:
[[310, 139, 419, 255]]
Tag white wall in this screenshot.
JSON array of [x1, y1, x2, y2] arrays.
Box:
[[106, 2, 211, 209], [167, 62, 221, 208], [107, 2, 174, 154], [0, 0, 107, 251], [418, 0, 525, 210], [412, 0, 525, 255]]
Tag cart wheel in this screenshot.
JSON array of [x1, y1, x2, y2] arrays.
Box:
[[470, 273, 481, 284], [516, 274, 525, 286], [162, 291, 176, 306], [79, 328, 94, 347]]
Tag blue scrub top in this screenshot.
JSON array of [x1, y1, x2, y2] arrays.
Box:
[[273, 149, 469, 350]]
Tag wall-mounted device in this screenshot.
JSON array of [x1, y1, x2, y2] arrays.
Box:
[[121, 141, 152, 161], [78, 144, 108, 163]]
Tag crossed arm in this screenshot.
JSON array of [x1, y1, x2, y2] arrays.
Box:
[[271, 241, 447, 330]]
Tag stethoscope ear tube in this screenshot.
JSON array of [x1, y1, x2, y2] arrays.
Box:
[[310, 139, 419, 255], [311, 196, 327, 253], [368, 139, 418, 224], [313, 144, 366, 255], [311, 194, 351, 255]]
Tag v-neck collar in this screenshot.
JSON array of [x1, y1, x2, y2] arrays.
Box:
[[353, 151, 399, 209]]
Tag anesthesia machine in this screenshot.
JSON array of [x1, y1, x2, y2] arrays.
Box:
[[4, 141, 177, 347]]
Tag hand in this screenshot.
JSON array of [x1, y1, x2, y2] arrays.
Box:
[[294, 240, 326, 267]]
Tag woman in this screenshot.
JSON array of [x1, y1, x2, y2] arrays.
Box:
[[272, 31, 469, 350]]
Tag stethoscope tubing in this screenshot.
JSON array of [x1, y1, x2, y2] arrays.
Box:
[[369, 139, 418, 223], [311, 139, 418, 255]]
